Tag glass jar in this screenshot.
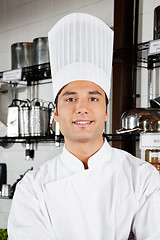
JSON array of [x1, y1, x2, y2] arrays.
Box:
[[145, 149, 160, 173]]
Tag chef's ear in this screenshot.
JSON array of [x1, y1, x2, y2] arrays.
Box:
[[104, 111, 108, 122], [54, 105, 59, 122]]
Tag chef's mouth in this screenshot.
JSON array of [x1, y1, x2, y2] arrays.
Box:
[[72, 120, 94, 126]]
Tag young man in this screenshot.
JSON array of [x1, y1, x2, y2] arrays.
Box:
[[8, 13, 160, 240]]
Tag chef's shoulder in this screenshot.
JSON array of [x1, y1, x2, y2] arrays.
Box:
[[111, 146, 160, 197]]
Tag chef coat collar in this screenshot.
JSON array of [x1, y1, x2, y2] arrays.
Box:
[[60, 139, 111, 171]]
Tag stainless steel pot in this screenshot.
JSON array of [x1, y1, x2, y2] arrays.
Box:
[[33, 37, 49, 67], [11, 42, 33, 69], [116, 108, 160, 134]]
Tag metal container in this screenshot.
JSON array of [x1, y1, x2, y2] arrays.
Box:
[[11, 42, 33, 69], [48, 102, 55, 134], [1, 184, 11, 197], [33, 37, 49, 67], [7, 99, 21, 137], [154, 5, 160, 40], [30, 99, 50, 136], [139, 115, 160, 132], [19, 100, 30, 137], [120, 108, 144, 130], [117, 108, 160, 134]]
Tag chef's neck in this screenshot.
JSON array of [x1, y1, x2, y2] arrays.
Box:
[[64, 136, 104, 169]]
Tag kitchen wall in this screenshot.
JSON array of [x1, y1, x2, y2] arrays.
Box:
[[0, 0, 160, 229], [0, 0, 114, 229]]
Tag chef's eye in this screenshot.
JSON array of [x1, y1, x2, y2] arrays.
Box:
[[89, 97, 98, 102], [66, 97, 76, 102]]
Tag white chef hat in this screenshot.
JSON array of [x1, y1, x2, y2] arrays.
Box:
[[48, 13, 114, 101]]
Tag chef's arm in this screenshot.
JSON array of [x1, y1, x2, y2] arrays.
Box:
[[7, 173, 56, 240], [132, 170, 160, 239]]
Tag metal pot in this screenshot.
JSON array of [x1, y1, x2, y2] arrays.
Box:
[[33, 37, 49, 67], [11, 42, 33, 69], [116, 108, 160, 134]]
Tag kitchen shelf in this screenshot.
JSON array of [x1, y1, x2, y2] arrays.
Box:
[[0, 133, 139, 145], [0, 196, 12, 200], [0, 134, 57, 144], [0, 40, 160, 85], [113, 41, 160, 69], [0, 62, 51, 86], [0, 41, 154, 146]]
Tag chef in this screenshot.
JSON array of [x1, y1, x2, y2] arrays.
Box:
[[8, 13, 160, 240]]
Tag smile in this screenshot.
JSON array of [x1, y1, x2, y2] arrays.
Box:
[[73, 120, 93, 126]]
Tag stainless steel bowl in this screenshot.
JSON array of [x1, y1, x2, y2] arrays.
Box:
[[117, 108, 160, 134]]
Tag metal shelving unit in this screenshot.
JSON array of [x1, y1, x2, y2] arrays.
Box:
[[113, 41, 160, 68], [0, 62, 51, 84], [0, 40, 159, 145]]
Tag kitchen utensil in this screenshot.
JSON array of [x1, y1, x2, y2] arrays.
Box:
[[30, 99, 50, 136], [7, 99, 21, 137], [139, 114, 160, 132], [11, 42, 33, 69], [1, 184, 11, 197], [48, 102, 55, 135], [116, 108, 160, 134], [33, 37, 49, 66], [19, 100, 30, 136], [0, 164, 7, 192]]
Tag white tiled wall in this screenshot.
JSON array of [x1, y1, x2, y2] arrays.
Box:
[[0, 0, 114, 228]]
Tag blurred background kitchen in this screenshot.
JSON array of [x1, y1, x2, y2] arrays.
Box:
[[0, 0, 160, 231]]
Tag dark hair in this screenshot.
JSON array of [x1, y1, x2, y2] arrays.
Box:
[[54, 87, 109, 114]]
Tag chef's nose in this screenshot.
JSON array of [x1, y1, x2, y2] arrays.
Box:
[[76, 99, 88, 115]]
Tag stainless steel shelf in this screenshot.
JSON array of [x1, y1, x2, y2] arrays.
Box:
[[0, 62, 51, 85], [0, 133, 139, 144], [113, 41, 160, 68]]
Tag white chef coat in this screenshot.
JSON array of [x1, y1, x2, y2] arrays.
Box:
[[8, 140, 160, 240]]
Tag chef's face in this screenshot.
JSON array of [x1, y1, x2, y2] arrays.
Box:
[[54, 80, 108, 144]]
